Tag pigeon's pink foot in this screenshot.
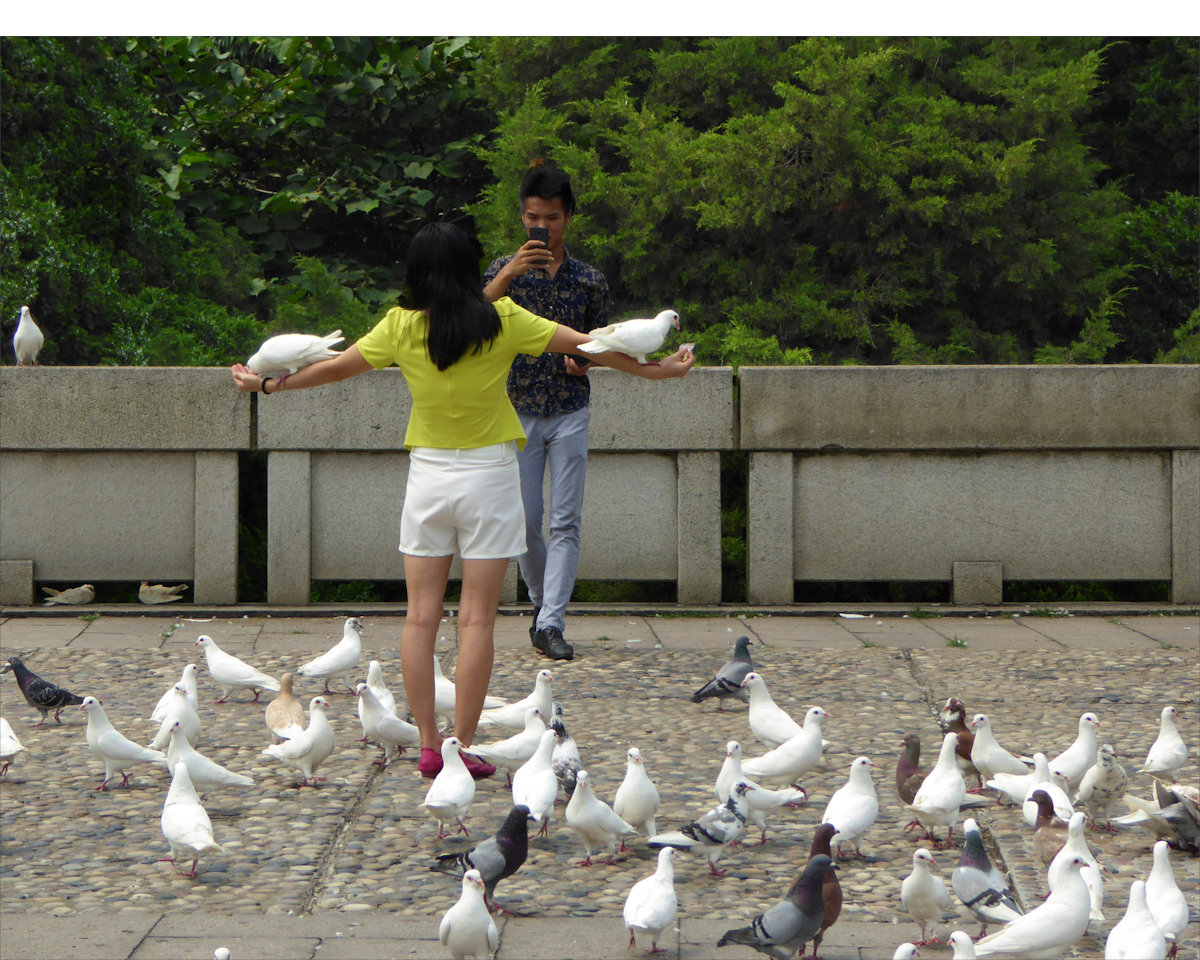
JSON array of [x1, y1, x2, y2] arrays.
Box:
[[576, 856, 593, 867], [708, 863, 728, 877]]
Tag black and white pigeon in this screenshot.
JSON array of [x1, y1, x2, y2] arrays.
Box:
[[952, 817, 1024, 938], [1, 657, 84, 726], [550, 704, 582, 796], [649, 780, 754, 876], [433, 804, 530, 913], [716, 853, 833, 960], [691, 636, 754, 711]]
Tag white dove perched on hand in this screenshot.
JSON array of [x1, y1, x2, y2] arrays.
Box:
[[577, 309, 679, 364], [296, 616, 363, 695], [159, 762, 222, 878], [13, 305, 44, 366], [246, 330, 343, 375]]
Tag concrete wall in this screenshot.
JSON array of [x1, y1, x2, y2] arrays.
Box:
[[2, 364, 1196, 606]]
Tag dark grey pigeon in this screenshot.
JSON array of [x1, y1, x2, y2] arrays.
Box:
[[717, 853, 833, 960], [1, 657, 84, 726], [433, 804, 530, 912], [952, 817, 1024, 937], [691, 636, 754, 710]]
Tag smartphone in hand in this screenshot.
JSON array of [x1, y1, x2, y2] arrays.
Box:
[[528, 226, 550, 247]]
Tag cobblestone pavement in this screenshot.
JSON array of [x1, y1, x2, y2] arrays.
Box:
[[1, 607, 1197, 959]]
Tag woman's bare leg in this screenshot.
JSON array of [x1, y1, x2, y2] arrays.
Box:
[[401, 554, 453, 750], [454, 557, 509, 748]]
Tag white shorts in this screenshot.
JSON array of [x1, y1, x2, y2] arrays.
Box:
[[400, 443, 527, 559]]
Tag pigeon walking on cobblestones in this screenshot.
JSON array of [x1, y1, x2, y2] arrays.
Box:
[[1074, 743, 1127, 830], [149, 685, 202, 751], [195, 636, 279, 703], [821, 756, 879, 859], [614, 746, 660, 842], [159, 762, 222, 878], [692, 636, 754, 711], [650, 780, 754, 876], [973, 857, 1092, 958], [902, 848, 951, 946], [1049, 712, 1101, 792], [434, 804, 530, 913], [81, 696, 166, 790], [166, 722, 253, 795], [952, 818, 1023, 938], [296, 617, 363, 695], [511, 729, 559, 836], [550, 704, 582, 796], [469, 708, 546, 783], [909, 733, 967, 848], [151, 664, 199, 724], [366, 660, 397, 716], [1140, 706, 1188, 779], [355, 682, 419, 766], [260, 696, 334, 786], [970, 714, 1031, 782], [716, 853, 832, 959], [1145, 840, 1188, 958], [565, 769, 638, 866], [1104, 880, 1166, 959], [742, 707, 828, 786], [478, 669, 553, 731], [1047, 812, 1105, 922], [2, 657, 84, 726], [433, 655, 507, 716], [808, 823, 843, 957], [939, 698, 982, 788], [265, 673, 305, 741], [742, 672, 803, 748], [0, 717, 27, 775], [423, 737, 477, 839]]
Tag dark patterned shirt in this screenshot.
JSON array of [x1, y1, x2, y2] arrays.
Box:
[[485, 250, 612, 417]]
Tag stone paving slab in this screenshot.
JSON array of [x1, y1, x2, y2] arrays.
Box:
[[1115, 613, 1199, 645], [747, 616, 866, 649], [1016, 614, 1174, 650]]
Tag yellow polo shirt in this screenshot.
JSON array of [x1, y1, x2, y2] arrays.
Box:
[[356, 298, 557, 450]]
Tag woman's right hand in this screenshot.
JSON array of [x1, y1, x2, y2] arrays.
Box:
[[230, 363, 264, 393]]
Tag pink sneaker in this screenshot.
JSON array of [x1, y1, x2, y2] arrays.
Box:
[[418, 747, 443, 779], [461, 752, 496, 780]]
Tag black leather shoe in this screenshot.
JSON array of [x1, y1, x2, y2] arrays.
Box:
[[532, 626, 574, 661], [528, 607, 541, 643]]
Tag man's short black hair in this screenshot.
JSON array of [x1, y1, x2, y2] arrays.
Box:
[[519, 161, 575, 215]]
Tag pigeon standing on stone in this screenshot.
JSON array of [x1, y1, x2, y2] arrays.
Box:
[[265, 673, 305, 741], [478, 669, 553, 731], [1049, 712, 1101, 791], [13, 305, 44, 365], [159, 762, 222, 878], [909, 732, 967, 848], [149, 685, 202, 751], [741, 707, 828, 785], [716, 853, 832, 959], [550, 704, 582, 796], [1, 717, 27, 775], [355, 682, 419, 767], [902, 848, 951, 946], [1031, 790, 1071, 866], [939, 697, 982, 788], [80, 696, 166, 790], [1074, 742, 1128, 830], [438, 869, 498, 960], [565, 769, 638, 866], [714, 741, 805, 845], [296, 617, 363, 695], [649, 780, 754, 876], [691, 636, 754, 711], [470, 708, 547, 784], [138, 582, 188, 604], [151, 664, 199, 724], [897, 733, 928, 806], [194, 635, 279, 703], [366, 660, 397, 717], [433, 804, 530, 913], [1145, 840, 1188, 958], [893, 945, 922, 960], [40, 584, 95, 605], [260, 696, 334, 786], [2, 657, 84, 725], [820, 756, 879, 858], [947, 931, 979, 959], [423, 737, 477, 839], [973, 857, 1091, 959], [970, 713, 1034, 783], [1113, 780, 1200, 853], [1021, 756, 1075, 827], [1047, 812, 1106, 924], [1104, 880, 1166, 960], [807, 823, 843, 958], [510, 728, 559, 837], [742, 672, 803, 748], [246, 330, 344, 375], [577, 309, 680, 364], [623, 847, 678, 955], [614, 746, 660, 842], [165, 722, 253, 795], [952, 818, 1023, 938], [1139, 705, 1188, 779], [433, 655, 506, 716]]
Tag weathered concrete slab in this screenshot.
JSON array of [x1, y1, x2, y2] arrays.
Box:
[[0, 913, 159, 960], [589, 366, 735, 451], [1015, 615, 1168, 650], [1115, 614, 1200, 645]]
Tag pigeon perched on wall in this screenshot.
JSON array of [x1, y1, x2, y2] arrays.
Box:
[[433, 804, 530, 913], [623, 847, 678, 955], [81, 696, 166, 790], [260, 696, 334, 786], [138, 582, 188, 604], [194, 635, 279, 703], [296, 617, 363, 695], [952, 818, 1023, 938], [1, 717, 27, 776], [1104, 880, 1166, 959], [614, 746, 660, 842], [159, 762, 222, 878], [716, 853, 832, 959], [1139, 705, 1188, 779], [1074, 742, 1127, 830], [691, 636, 754, 711], [576, 309, 680, 364], [41, 584, 94, 605], [13, 305, 44, 366], [2, 657, 84, 726], [438, 869, 498, 960], [265, 673, 305, 741], [246, 330, 344, 375]]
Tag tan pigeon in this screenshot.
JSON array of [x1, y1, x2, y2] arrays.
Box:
[[139, 582, 189, 604], [265, 673, 305, 741], [41, 584, 94, 605]]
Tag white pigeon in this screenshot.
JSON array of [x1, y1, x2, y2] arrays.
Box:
[[260, 696, 335, 786], [214, 949, 231, 960], [1075, 742, 1128, 828], [159, 762, 222, 878], [948, 931, 979, 959], [1050, 712, 1101, 791], [742, 672, 803, 748], [148, 684, 202, 751], [423, 737, 476, 839], [1, 716, 27, 775], [987, 752, 1072, 823], [648, 780, 754, 876], [970, 713, 1033, 781], [151, 664, 199, 724], [354, 682, 419, 767], [714, 741, 805, 845], [910, 732, 967, 848], [576, 308, 680, 364], [194, 635, 279, 703], [894, 945, 922, 960], [138, 581, 188, 604], [469, 707, 547, 781], [623, 847, 678, 955], [81, 696, 166, 790], [741, 706, 828, 785], [296, 616, 363, 695], [565, 769, 638, 866], [1104, 880, 1166, 959], [613, 746, 660, 840], [1140, 705, 1188, 778], [365, 660, 397, 717], [510, 728, 558, 837], [433, 655, 506, 715], [820, 756, 879, 858], [246, 329, 344, 375], [439, 868, 498, 960], [901, 848, 951, 946], [13, 305, 44, 366], [1048, 811, 1105, 922], [477, 668, 553, 730], [166, 722, 253, 795], [1145, 839, 1188, 955], [973, 857, 1093, 959]]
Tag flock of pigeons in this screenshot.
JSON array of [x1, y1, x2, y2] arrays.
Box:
[[1, 625, 1196, 959]]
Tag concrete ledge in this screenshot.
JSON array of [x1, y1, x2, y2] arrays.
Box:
[[589, 366, 735, 450], [0, 559, 34, 606], [739, 364, 1200, 450]]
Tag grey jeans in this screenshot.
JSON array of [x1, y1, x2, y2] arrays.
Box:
[[516, 406, 590, 633]]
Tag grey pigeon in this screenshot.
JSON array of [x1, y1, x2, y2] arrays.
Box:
[[691, 636, 754, 711], [1113, 780, 1200, 854], [1, 657, 84, 725], [649, 780, 754, 876], [433, 804, 530, 913], [952, 817, 1024, 938], [716, 853, 833, 960], [550, 706, 582, 796]]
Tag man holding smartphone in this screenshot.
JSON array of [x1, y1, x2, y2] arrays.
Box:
[[483, 162, 693, 661]]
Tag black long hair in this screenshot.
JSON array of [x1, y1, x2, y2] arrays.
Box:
[[406, 222, 500, 371]]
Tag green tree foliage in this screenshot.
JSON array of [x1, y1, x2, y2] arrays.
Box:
[[471, 37, 1192, 365]]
